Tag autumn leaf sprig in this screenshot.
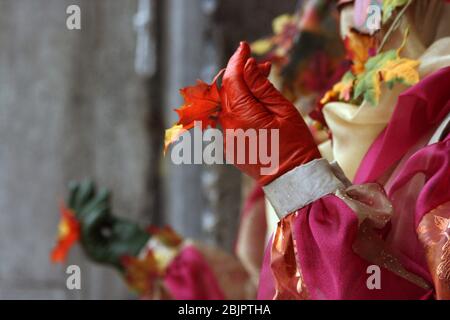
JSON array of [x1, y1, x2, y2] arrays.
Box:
[[321, 27, 419, 106], [164, 70, 224, 153], [353, 39, 419, 105]]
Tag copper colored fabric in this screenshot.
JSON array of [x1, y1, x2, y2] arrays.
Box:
[[271, 213, 309, 299], [417, 202, 450, 300]]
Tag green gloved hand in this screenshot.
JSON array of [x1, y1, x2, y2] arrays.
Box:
[[65, 180, 150, 270]]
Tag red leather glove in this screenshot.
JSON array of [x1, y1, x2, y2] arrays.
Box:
[[219, 42, 321, 186]]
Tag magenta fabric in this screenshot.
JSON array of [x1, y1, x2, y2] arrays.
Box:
[[257, 67, 450, 299], [388, 135, 450, 226], [292, 195, 432, 299], [354, 66, 450, 184], [382, 134, 450, 286], [351, 67, 450, 293], [257, 236, 275, 299], [164, 245, 225, 300], [234, 185, 266, 253], [242, 186, 265, 217]]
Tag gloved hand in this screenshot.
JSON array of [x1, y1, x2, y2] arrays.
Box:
[[219, 42, 321, 185], [67, 180, 150, 269]]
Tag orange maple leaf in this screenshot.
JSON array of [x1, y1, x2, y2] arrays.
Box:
[[176, 80, 221, 130], [50, 203, 80, 263], [344, 30, 377, 75], [164, 70, 224, 153], [147, 225, 183, 248], [320, 71, 355, 104], [121, 251, 161, 296]]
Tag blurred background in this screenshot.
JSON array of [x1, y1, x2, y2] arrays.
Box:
[[0, 0, 295, 299]]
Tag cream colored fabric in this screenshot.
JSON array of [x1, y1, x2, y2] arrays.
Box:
[[263, 159, 345, 218], [321, 1, 450, 181]]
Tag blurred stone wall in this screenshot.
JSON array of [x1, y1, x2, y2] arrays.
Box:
[[0, 0, 294, 299], [0, 0, 155, 299]]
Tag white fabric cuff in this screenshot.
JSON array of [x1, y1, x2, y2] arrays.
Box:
[[263, 158, 347, 219]]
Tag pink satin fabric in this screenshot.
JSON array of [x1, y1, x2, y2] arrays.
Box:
[[234, 185, 266, 253], [257, 236, 275, 299], [293, 195, 432, 299], [164, 245, 225, 300], [258, 66, 450, 299]]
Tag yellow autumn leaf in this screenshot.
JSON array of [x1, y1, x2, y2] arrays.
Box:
[[251, 14, 295, 56], [164, 124, 185, 154], [380, 58, 420, 87], [344, 30, 378, 75], [320, 72, 355, 104], [272, 14, 294, 34], [320, 90, 334, 105], [251, 39, 273, 55]]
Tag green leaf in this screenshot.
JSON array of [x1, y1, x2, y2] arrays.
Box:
[[383, 0, 409, 23], [353, 47, 420, 106], [353, 50, 397, 105]]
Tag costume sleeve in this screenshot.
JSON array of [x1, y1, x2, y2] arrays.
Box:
[[263, 158, 349, 219], [261, 158, 433, 299]]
